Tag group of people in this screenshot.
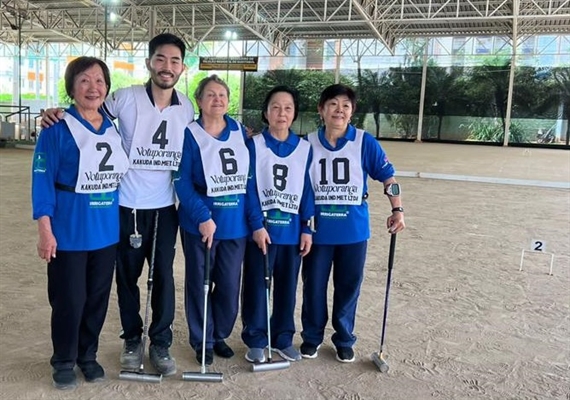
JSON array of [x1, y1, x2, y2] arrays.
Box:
[[32, 32, 405, 391]]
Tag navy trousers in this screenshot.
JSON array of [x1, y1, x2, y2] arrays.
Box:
[[181, 232, 246, 351], [48, 244, 116, 370], [301, 241, 368, 348], [115, 205, 178, 347], [241, 242, 302, 349]]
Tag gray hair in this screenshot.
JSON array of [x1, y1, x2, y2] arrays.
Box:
[[194, 74, 230, 102]]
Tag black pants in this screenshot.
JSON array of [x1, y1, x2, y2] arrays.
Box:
[[115, 205, 178, 347], [48, 244, 116, 370]]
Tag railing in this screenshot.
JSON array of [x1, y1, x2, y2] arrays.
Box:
[[0, 105, 34, 140]]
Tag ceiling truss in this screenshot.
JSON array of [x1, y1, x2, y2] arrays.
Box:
[[1, 0, 569, 55]]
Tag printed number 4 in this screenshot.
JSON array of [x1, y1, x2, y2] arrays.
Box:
[[152, 121, 169, 149]]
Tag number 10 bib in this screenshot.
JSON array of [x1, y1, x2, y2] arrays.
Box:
[[308, 129, 364, 205]]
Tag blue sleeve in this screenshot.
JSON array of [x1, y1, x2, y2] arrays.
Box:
[[245, 137, 264, 232], [362, 132, 395, 182], [31, 125, 62, 220], [299, 148, 315, 234], [174, 128, 212, 226]]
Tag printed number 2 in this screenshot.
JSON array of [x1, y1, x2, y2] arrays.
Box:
[[152, 121, 169, 149], [96, 142, 114, 171], [532, 240, 544, 252]]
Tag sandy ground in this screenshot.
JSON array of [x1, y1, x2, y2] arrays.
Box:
[[0, 143, 569, 400]]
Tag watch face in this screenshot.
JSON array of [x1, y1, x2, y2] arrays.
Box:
[[391, 184, 400, 196]]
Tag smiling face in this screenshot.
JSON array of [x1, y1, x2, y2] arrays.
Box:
[[71, 64, 108, 113], [196, 81, 229, 118], [318, 94, 354, 131], [264, 91, 296, 133], [145, 44, 185, 90]]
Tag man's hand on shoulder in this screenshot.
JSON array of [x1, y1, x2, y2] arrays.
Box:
[[40, 108, 65, 128]]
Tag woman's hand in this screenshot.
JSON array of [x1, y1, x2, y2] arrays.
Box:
[[252, 227, 271, 254], [386, 212, 405, 234], [37, 216, 57, 261], [199, 219, 217, 248], [299, 233, 312, 257]]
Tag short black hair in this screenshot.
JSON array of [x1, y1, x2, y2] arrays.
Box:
[[261, 85, 300, 124], [149, 33, 186, 60], [318, 84, 357, 111], [64, 56, 111, 100]]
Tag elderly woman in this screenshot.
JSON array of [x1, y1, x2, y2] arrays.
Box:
[[175, 74, 260, 365], [32, 56, 129, 389], [241, 86, 314, 363], [300, 84, 405, 363]]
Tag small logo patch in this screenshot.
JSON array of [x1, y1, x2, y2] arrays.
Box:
[[33, 152, 47, 172]]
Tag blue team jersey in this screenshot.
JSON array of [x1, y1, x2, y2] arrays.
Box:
[[175, 115, 259, 240], [31, 105, 122, 251], [309, 124, 395, 245], [246, 129, 315, 245]]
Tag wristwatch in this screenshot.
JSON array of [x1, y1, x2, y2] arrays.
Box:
[[391, 207, 404, 213], [384, 183, 401, 197]]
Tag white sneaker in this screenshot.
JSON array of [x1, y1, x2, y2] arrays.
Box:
[[273, 346, 302, 361], [245, 348, 266, 363]]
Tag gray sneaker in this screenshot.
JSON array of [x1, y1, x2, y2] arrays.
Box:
[[120, 338, 142, 369], [149, 344, 176, 376], [245, 348, 266, 363], [273, 345, 302, 361]]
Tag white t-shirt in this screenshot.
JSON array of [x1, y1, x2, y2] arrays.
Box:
[[104, 84, 195, 209]]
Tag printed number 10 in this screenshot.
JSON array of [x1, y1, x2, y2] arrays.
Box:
[[318, 158, 350, 185]]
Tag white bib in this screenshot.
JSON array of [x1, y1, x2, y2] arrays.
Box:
[[253, 134, 309, 214], [308, 129, 365, 205], [189, 120, 249, 197], [128, 86, 187, 171], [65, 113, 129, 194]]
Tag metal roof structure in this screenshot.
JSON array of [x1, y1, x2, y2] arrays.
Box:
[[1, 0, 569, 54]]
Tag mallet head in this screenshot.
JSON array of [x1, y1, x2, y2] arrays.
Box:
[[371, 352, 389, 373]]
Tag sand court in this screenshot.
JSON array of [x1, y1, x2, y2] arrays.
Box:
[[0, 142, 568, 400]]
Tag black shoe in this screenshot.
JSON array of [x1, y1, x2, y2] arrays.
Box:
[[52, 368, 77, 390], [300, 342, 321, 359], [78, 361, 106, 382], [120, 337, 142, 370], [195, 348, 214, 366], [336, 346, 355, 363], [213, 340, 234, 358], [149, 345, 177, 376]]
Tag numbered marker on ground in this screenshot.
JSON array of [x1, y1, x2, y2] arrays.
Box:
[[531, 239, 546, 252]]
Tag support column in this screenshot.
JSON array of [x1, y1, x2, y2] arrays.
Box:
[[503, 0, 519, 146], [416, 38, 429, 142]]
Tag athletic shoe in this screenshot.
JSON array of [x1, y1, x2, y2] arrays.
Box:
[[336, 346, 355, 363], [52, 368, 77, 390], [149, 345, 176, 376], [273, 346, 302, 361], [78, 361, 106, 382], [120, 337, 142, 370], [245, 348, 266, 363], [213, 340, 234, 358], [195, 348, 214, 366], [300, 342, 321, 359]]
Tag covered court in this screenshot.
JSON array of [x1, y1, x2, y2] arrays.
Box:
[[0, 142, 568, 399]]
